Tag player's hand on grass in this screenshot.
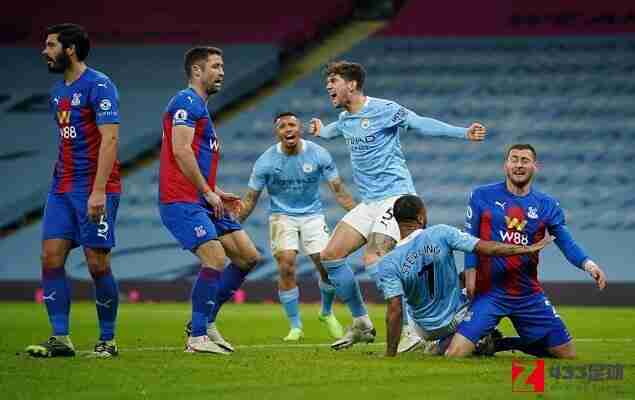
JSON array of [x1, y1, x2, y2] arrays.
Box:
[[203, 190, 224, 219], [583, 260, 607, 290], [87, 190, 106, 223], [528, 232, 555, 252], [467, 123, 486, 141], [309, 118, 323, 136]]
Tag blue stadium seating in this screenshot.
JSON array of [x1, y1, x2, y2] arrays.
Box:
[[1, 36, 633, 283], [0, 44, 280, 227]]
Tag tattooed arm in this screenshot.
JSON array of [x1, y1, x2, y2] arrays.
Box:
[[327, 177, 356, 211], [364, 232, 397, 266], [237, 188, 262, 223]]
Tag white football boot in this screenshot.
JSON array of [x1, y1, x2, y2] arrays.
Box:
[[185, 335, 230, 355], [207, 323, 235, 352], [397, 324, 424, 353], [331, 319, 376, 351]]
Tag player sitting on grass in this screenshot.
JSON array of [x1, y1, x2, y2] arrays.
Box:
[[375, 195, 553, 357]]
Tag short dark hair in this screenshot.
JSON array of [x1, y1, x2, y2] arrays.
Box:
[[46, 23, 90, 61], [325, 60, 366, 91], [393, 195, 426, 224], [184, 46, 223, 79], [273, 111, 299, 125], [505, 144, 537, 161]]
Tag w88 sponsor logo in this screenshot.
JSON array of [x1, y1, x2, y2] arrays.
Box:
[[499, 230, 529, 245], [59, 126, 77, 139]]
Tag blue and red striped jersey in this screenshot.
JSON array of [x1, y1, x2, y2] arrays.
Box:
[[159, 88, 220, 204], [464, 182, 588, 299], [49, 68, 121, 194]]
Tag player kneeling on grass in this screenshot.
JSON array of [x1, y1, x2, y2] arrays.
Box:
[[375, 195, 554, 357], [445, 144, 607, 359], [238, 112, 357, 341]]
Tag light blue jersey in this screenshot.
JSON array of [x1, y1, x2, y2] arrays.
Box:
[[248, 139, 339, 216], [320, 96, 468, 202], [376, 225, 479, 332]]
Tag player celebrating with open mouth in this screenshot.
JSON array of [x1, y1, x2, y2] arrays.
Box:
[[310, 60, 486, 350]]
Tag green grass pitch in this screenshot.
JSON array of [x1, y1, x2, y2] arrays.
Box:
[[0, 302, 633, 399]]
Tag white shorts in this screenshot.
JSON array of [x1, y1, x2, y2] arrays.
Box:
[[411, 304, 470, 341], [341, 195, 402, 241], [269, 214, 330, 256]]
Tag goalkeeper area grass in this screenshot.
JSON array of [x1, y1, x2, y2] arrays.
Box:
[[1, 302, 633, 399]]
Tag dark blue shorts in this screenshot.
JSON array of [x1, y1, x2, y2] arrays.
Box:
[[42, 192, 120, 249], [159, 202, 242, 251], [457, 292, 572, 348]]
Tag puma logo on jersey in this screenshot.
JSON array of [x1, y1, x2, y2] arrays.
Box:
[[495, 201, 506, 210]]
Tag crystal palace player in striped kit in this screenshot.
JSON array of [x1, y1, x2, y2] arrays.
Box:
[[159, 47, 261, 354], [26, 24, 122, 358], [446, 144, 608, 358]]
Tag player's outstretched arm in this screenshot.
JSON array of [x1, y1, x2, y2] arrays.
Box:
[[309, 118, 341, 139], [385, 295, 403, 357], [172, 125, 223, 218], [474, 233, 554, 256], [327, 177, 356, 211], [549, 219, 606, 289], [583, 260, 607, 290], [406, 109, 487, 141], [237, 188, 261, 223], [88, 123, 119, 222]]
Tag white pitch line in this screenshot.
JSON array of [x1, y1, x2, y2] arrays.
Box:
[[75, 338, 633, 354]]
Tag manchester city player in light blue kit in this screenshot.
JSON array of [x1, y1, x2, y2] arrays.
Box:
[[309, 61, 487, 350], [376, 195, 553, 357], [239, 112, 356, 341]]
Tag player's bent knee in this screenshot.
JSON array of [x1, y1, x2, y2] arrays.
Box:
[[245, 251, 262, 270], [278, 265, 296, 287], [445, 333, 476, 358], [320, 245, 345, 263], [196, 240, 227, 268], [234, 250, 262, 271], [549, 342, 576, 359]]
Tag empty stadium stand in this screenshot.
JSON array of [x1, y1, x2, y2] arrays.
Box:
[[1, 2, 633, 301], [0, 0, 357, 227]]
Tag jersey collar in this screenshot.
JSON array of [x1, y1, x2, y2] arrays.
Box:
[[396, 229, 423, 248], [343, 96, 371, 117]]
